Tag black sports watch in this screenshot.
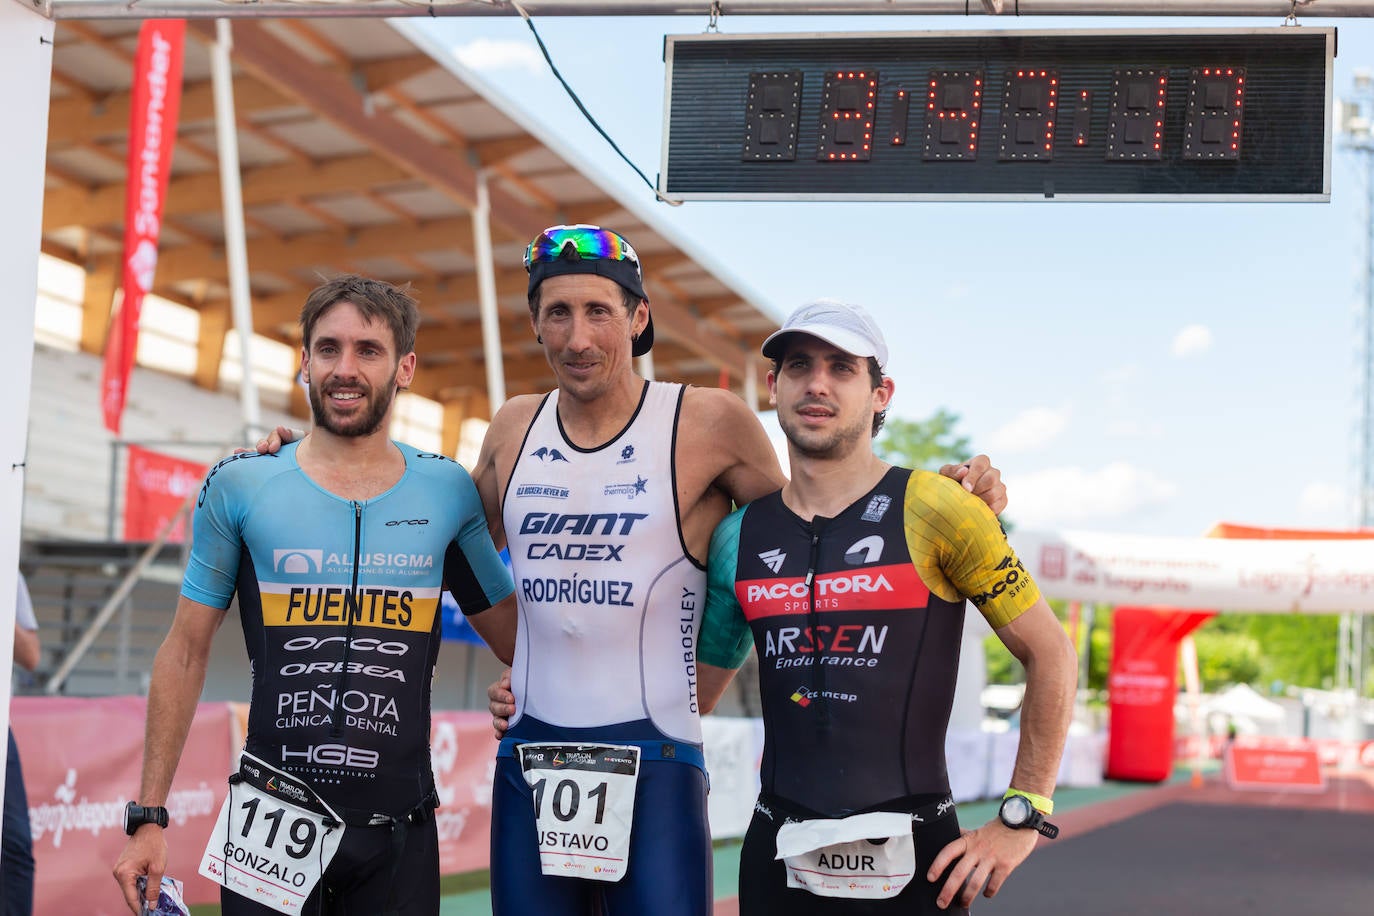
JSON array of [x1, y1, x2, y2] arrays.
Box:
[[123, 801, 169, 835], [998, 794, 1059, 839]]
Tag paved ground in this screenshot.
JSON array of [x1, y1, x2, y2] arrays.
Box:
[[193, 768, 1374, 915]]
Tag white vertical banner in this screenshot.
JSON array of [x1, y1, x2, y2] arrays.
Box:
[[0, 0, 56, 796]]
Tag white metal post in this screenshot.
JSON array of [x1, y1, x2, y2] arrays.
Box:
[[473, 171, 507, 410], [0, 0, 56, 807], [212, 19, 264, 441]]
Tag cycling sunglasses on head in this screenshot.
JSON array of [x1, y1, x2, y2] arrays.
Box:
[[523, 225, 641, 270]]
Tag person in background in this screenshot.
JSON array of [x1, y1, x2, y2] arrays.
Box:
[[2, 573, 39, 916]]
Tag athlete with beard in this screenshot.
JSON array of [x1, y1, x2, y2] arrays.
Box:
[[477, 226, 1010, 916], [696, 300, 1078, 915], [113, 276, 517, 916]]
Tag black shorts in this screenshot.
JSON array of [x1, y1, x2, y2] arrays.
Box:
[[738, 793, 970, 916], [219, 818, 439, 916]]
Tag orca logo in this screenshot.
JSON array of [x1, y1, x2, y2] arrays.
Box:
[[385, 518, 429, 527], [530, 447, 569, 463], [273, 549, 322, 574], [758, 548, 786, 574], [844, 536, 884, 565]]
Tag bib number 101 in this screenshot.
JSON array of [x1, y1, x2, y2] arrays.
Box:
[[530, 777, 608, 824]]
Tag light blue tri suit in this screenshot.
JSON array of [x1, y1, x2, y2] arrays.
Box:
[[182, 441, 514, 914]]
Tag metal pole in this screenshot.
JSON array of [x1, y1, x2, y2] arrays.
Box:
[[472, 170, 507, 410], [43, 1, 1374, 22], [211, 19, 265, 442]]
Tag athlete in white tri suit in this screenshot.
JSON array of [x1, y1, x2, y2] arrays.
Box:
[[477, 224, 1010, 916], [492, 378, 713, 913]]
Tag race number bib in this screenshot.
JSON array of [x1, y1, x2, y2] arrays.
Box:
[[198, 752, 345, 914], [775, 811, 916, 900], [517, 743, 640, 883]]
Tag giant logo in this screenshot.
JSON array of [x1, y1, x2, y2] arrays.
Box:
[[518, 512, 647, 537]]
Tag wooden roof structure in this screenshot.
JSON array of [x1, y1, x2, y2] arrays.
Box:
[[41, 17, 778, 451]]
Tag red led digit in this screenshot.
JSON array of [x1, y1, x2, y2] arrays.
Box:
[[999, 67, 1059, 161]]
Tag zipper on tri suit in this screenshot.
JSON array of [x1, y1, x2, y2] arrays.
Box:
[[331, 501, 363, 738], [805, 521, 831, 731]]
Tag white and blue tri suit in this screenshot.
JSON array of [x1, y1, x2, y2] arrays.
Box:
[[493, 380, 712, 915], [182, 441, 514, 914]]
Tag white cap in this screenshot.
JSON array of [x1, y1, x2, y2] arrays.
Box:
[[761, 299, 889, 370]]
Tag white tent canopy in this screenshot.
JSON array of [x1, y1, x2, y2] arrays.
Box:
[[1012, 528, 1374, 613]]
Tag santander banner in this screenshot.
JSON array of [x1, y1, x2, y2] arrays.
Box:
[[100, 20, 185, 435], [1012, 528, 1374, 613], [123, 445, 206, 542]]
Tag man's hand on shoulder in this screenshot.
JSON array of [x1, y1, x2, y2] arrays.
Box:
[[231, 425, 302, 456], [939, 454, 1007, 515]]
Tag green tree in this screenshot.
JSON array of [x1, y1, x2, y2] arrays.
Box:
[[1195, 613, 1340, 692], [874, 409, 972, 471]]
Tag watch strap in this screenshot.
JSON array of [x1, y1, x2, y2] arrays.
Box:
[[1003, 787, 1053, 815]]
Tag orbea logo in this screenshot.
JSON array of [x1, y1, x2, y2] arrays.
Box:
[[273, 549, 323, 574]]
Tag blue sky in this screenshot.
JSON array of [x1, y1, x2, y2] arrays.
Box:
[[411, 11, 1370, 538]]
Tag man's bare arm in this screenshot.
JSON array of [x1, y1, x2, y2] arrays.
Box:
[[693, 388, 786, 507], [113, 597, 225, 914], [698, 662, 739, 716], [926, 599, 1076, 909], [996, 599, 1078, 799], [463, 594, 517, 666], [13, 626, 39, 673], [472, 395, 542, 550]]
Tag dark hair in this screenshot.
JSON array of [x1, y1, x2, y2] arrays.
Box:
[[300, 275, 420, 356], [527, 281, 641, 322], [771, 354, 888, 438]]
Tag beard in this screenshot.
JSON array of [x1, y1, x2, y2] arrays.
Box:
[[307, 369, 398, 438], [779, 402, 871, 461]]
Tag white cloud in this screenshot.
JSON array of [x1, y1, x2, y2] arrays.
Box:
[[1171, 324, 1213, 358], [987, 406, 1070, 453], [452, 39, 544, 74], [1008, 462, 1178, 528], [1104, 419, 1164, 439], [1298, 482, 1346, 515]]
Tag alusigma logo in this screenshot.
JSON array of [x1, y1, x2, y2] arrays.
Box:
[[273, 549, 323, 574], [758, 548, 786, 574], [746, 573, 893, 602]]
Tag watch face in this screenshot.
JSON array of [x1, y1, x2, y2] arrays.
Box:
[[1001, 794, 1033, 827]]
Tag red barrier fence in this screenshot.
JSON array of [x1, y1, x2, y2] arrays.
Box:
[[11, 697, 498, 912]]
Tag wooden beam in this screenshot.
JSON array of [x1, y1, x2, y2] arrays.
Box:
[[194, 304, 229, 390], [47, 77, 294, 148], [411, 353, 551, 400], [352, 55, 438, 93], [186, 21, 556, 241], [79, 268, 117, 355], [43, 152, 417, 230], [246, 266, 529, 332], [90, 215, 483, 288]]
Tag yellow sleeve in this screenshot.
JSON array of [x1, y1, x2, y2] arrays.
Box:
[[902, 470, 1041, 630]]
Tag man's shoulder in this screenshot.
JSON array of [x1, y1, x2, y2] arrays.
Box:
[[681, 384, 750, 417], [395, 442, 474, 484], [487, 393, 546, 442], [679, 385, 759, 440], [199, 449, 293, 502]]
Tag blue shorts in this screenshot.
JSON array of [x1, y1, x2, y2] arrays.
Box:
[[490, 717, 712, 916]]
